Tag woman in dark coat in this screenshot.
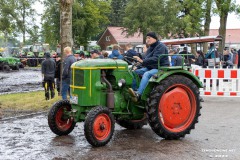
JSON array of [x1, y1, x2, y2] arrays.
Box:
[[194, 50, 205, 67]]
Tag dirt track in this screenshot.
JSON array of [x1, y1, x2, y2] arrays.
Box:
[[0, 97, 239, 160], [0, 68, 43, 95]]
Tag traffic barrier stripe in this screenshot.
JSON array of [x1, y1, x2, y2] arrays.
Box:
[[194, 69, 240, 79], [194, 68, 240, 97]]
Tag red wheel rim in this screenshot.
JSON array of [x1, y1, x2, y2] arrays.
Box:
[[158, 84, 197, 132], [55, 106, 73, 131], [93, 113, 112, 141]]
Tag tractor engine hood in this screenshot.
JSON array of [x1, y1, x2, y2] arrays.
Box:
[[72, 59, 128, 70]]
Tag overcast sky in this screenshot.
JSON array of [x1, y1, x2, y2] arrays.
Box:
[[210, 0, 240, 29]]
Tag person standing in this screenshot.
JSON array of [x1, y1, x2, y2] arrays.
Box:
[[124, 43, 138, 64], [62, 46, 76, 100], [192, 50, 205, 67], [108, 44, 123, 59], [41, 52, 56, 100], [180, 47, 195, 65], [170, 48, 182, 66], [55, 53, 61, 96], [205, 43, 216, 59], [90, 50, 102, 59], [129, 32, 169, 102]]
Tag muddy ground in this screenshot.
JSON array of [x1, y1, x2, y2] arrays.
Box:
[[0, 68, 43, 118], [0, 97, 239, 160], [0, 68, 43, 95]]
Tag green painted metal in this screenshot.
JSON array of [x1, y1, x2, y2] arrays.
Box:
[[0, 56, 21, 70], [27, 52, 34, 57], [70, 59, 145, 121], [141, 69, 203, 100], [38, 52, 45, 58], [69, 57, 201, 122]]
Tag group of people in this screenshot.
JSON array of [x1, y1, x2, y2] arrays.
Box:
[[43, 31, 239, 103], [41, 47, 76, 100], [41, 32, 169, 102], [168, 43, 240, 69]]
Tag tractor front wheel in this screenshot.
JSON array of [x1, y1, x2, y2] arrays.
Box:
[[147, 75, 202, 139], [48, 100, 76, 136], [3, 65, 10, 72], [84, 106, 115, 147]]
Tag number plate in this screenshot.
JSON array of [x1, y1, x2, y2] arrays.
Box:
[[70, 96, 78, 104]]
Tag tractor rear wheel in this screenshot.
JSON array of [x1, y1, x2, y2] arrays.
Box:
[[84, 106, 115, 147], [147, 75, 201, 139], [48, 100, 76, 136], [116, 116, 147, 129]]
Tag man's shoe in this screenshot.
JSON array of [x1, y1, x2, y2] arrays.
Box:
[[128, 88, 140, 102], [128, 88, 136, 97]]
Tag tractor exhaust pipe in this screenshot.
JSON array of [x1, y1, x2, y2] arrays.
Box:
[[101, 70, 114, 109]]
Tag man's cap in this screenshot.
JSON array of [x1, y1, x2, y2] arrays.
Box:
[[146, 32, 158, 40], [90, 49, 99, 54], [45, 52, 51, 58]]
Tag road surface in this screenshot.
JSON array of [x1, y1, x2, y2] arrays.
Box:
[[0, 97, 239, 160]]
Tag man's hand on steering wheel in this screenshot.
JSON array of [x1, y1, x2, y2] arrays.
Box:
[[133, 56, 143, 63]]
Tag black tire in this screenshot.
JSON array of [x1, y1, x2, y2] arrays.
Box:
[[27, 58, 38, 67], [3, 65, 10, 72], [84, 106, 115, 147], [19, 63, 24, 69], [12, 65, 19, 70], [116, 116, 147, 130], [48, 100, 76, 136], [147, 75, 202, 140]]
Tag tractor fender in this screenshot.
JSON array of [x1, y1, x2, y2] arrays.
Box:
[[141, 70, 203, 101]]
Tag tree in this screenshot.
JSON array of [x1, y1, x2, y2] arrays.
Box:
[[42, 0, 60, 47], [42, 0, 111, 49], [177, 0, 205, 38], [214, 0, 236, 51], [60, 0, 73, 50], [72, 0, 111, 48], [123, 0, 204, 44], [0, 0, 38, 44], [203, 0, 213, 53], [0, 1, 17, 46], [109, 0, 127, 26], [123, 0, 166, 43]]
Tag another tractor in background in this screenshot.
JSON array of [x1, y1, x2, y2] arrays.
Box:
[[27, 43, 50, 67]]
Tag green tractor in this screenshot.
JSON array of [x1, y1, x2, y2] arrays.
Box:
[[48, 56, 203, 147], [0, 55, 22, 71], [27, 43, 50, 67]]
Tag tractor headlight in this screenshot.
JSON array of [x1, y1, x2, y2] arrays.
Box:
[[118, 79, 126, 87]]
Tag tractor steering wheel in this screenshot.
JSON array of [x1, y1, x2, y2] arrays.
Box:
[[123, 56, 142, 70]]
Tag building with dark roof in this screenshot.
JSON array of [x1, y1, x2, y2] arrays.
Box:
[[97, 27, 143, 51]]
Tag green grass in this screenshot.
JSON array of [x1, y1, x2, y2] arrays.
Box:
[[0, 91, 61, 111]]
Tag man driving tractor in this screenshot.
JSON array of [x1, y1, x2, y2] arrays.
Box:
[[128, 32, 169, 102]]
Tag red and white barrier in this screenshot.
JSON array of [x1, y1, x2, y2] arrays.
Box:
[[192, 66, 240, 97]]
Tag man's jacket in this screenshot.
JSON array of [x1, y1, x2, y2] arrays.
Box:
[[143, 41, 169, 69], [41, 58, 56, 79], [62, 54, 76, 83]]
